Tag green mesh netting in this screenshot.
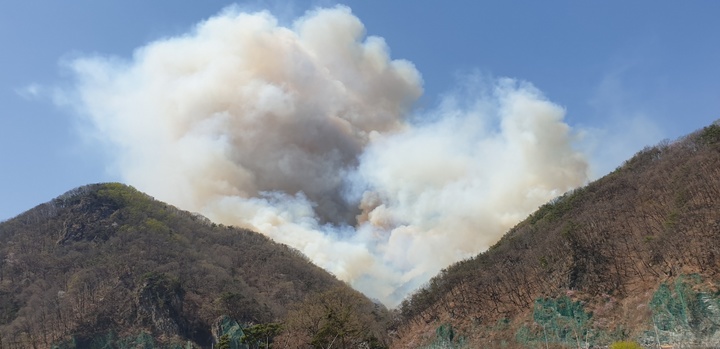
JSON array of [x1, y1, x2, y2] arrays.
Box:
[[216, 316, 248, 349], [644, 275, 720, 347], [515, 276, 720, 348], [421, 323, 467, 349], [515, 296, 592, 348]]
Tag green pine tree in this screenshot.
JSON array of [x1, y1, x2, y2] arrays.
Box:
[[218, 334, 231, 349]]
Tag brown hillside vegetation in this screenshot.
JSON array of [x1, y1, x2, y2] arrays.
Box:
[[2, 122, 720, 349], [393, 122, 720, 348], [0, 184, 390, 349]]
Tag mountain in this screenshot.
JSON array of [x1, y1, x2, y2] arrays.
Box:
[[392, 122, 720, 348], [3, 123, 720, 349], [0, 183, 390, 349]]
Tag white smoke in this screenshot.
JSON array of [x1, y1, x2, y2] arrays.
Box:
[[62, 5, 589, 305]]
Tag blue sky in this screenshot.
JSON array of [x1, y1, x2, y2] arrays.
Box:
[[1, 1, 719, 221]]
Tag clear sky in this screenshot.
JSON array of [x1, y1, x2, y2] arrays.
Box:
[[1, 0, 719, 222]]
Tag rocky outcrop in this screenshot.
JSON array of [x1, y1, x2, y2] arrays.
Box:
[[136, 273, 187, 338]]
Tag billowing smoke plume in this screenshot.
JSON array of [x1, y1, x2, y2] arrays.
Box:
[[63, 6, 589, 305]]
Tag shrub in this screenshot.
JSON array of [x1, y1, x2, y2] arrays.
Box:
[[610, 341, 642, 349]]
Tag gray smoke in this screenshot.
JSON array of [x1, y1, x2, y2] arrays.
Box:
[[63, 6, 589, 305]]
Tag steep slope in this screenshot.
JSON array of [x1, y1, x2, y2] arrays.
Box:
[[0, 183, 389, 348], [393, 122, 720, 348]]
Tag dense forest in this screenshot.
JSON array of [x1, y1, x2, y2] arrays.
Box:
[[0, 183, 390, 348], [392, 122, 720, 348]]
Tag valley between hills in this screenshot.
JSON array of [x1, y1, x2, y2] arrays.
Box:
[[2, 122, 720, 348]]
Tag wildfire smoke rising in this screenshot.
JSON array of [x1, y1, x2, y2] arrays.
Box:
[[64, 6, 589, 305]]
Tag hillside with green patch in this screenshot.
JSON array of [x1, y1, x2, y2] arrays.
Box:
[[0, 183, 390, 348], [393, 122, 720, 348]]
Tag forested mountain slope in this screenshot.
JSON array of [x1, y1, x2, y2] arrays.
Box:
[[393, 122, 720, 348], [3, 122, 720, 349], [0, 183, 389, 349]]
